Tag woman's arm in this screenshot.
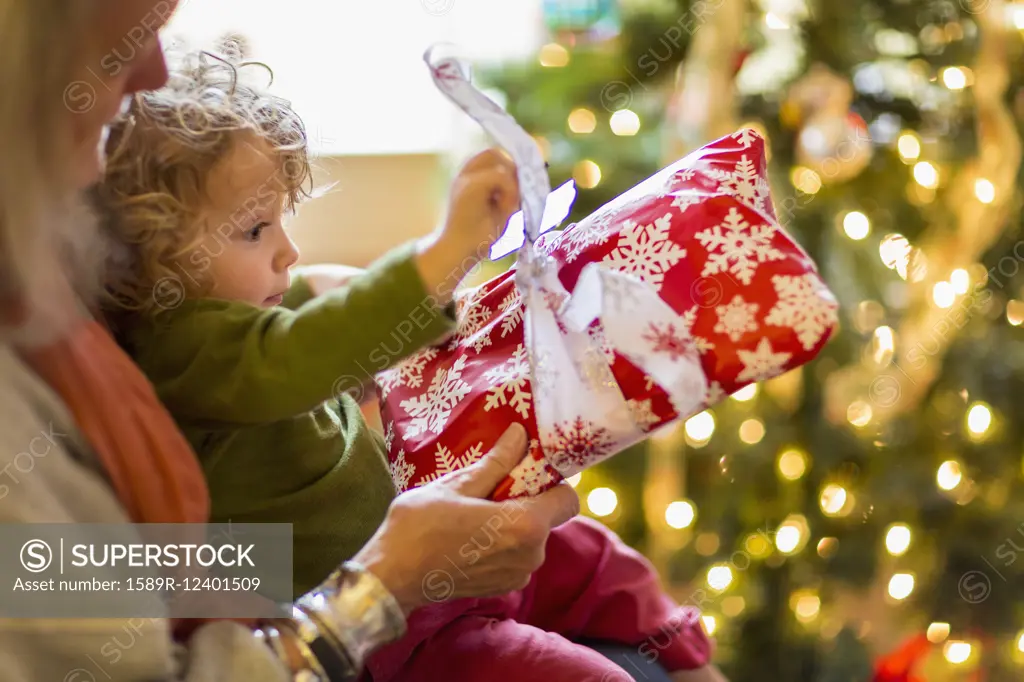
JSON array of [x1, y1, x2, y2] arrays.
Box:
[[0, 355, 579, 681]]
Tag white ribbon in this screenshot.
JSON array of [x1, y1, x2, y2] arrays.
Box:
[[426, 48, 708, 482]]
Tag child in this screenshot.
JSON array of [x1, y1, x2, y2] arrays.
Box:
[[99, 50, 722, 682]]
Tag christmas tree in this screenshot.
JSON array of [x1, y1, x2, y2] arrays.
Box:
[[479, 0, 1024, 679]]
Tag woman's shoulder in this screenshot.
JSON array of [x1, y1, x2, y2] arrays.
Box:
[[0, 343, 127, 524]]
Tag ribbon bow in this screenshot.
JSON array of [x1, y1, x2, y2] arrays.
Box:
[[425, 48, 708, 486]]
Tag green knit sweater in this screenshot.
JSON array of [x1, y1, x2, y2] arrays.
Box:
[[123, 244, 455, 596]]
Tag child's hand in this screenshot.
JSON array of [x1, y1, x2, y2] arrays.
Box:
[[413, 148, 520, 304], [442, 148, 521, 260]]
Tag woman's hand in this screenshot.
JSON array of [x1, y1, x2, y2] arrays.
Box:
[[353, 424, 579, 614]]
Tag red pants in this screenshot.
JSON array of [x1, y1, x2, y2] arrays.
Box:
[[366, 516, 711, 681]]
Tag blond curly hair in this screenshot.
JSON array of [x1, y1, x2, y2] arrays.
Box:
[[98, 47, 313, 315]]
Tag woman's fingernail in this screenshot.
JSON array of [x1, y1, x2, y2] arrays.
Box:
[[502, 423, 526, 446]]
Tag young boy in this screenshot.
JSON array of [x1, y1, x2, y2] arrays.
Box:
[[99, 50, 721, 682]]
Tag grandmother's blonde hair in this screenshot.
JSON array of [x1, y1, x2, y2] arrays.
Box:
[[0, 0, 107, 344], [99, 46, 313, 315]]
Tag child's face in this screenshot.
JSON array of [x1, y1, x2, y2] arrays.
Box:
[[186, 139, 300, 307]]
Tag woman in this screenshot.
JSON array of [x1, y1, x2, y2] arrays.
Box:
[[0, 1, 580, 680]]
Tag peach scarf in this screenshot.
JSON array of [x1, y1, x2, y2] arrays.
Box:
[[19, 317, 210, 523]]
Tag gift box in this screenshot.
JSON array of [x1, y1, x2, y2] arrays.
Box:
[[378, 127, 838, 500]]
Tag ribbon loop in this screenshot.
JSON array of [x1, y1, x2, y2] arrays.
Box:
[[426, 48, 709, 484]]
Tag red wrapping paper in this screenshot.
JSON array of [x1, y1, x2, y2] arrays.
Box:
[[377, 129, 839, 499]]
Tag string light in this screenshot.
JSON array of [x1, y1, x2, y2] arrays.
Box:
[[974, 178, 996, 204], [817, 537, 839, 559], [843, 211, 871, 240], [739, 418, 766, 444], [1006, 300, 1024, 326], [937, 460, 963, 490], [950, 268, 970, 294], [913, 161, 939, 188], [1014, 5, 1024, 30], [932, 281, 956, 308], [778, 448, 809, 480], [701, 615, 717, 636], [538, 43, 570, 67], [685, 410, 716, 443], [897, 132, 921, 162], [967, 402, 992, 433], [573, 160, 602, 189], [847, 400, 872, 427], [665, 500, 696, 529], [776, 515, 809, 555], [819, 484, 849, 516], [744, 532, 772, 558], [791, 590, 821, 623], [722, 596, 746, 617], [609, 109, 641, 136], [872, 326, 895, 366], [942, 66, 967, 90], [888, 572, 915, 600], [880, 234, 912, 273], [567, 473, 582, 487], [791, 166, 822, 194], [927, 622, 951, 643], [586, 487, 617, 517], [568, 108, 597, 134], [707, 564, 734, 592], [732, 384, 758, 402], [885, 523, 912, 556], [1016, 630, 1024, 652], [943, 641, 972, 664], [696, 532, 721, 556]]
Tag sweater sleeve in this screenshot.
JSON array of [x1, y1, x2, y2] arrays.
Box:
[[280, 274, 315, 310], [136, 242, 456, 424]]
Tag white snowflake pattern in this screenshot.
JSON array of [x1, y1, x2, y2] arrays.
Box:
[[413, 441, 485, 488], [499, 290, 525, 338], [706, 155, 771, 213], [545, 417, 616, 473], [681, 308, 715, 354], [398, 356, 472, 437], [589, 323, 617, 363], [714, 295, 760, 341], [377, 347, 439, 400], [675, 169, 697, 182], [642, 321, 696, 361], [627, 398, 660, 432], [696, 207, 785, 286], [705, 381, 726, 405], [383, 421, 395, 451], [671, 193, 703, 214], [447, 300, 493, 353], [735, 338, 792, 383], [559, 216, 616, 263], [732, 128, 761, 148], [483, 344, 532, 419], [508, 456, 555, 497], [764, 274, 838, 351], [601, 213, 686, 291], [390, 450, 416, 491]]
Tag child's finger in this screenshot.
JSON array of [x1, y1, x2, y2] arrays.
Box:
[[461, 147, 511, 174]]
